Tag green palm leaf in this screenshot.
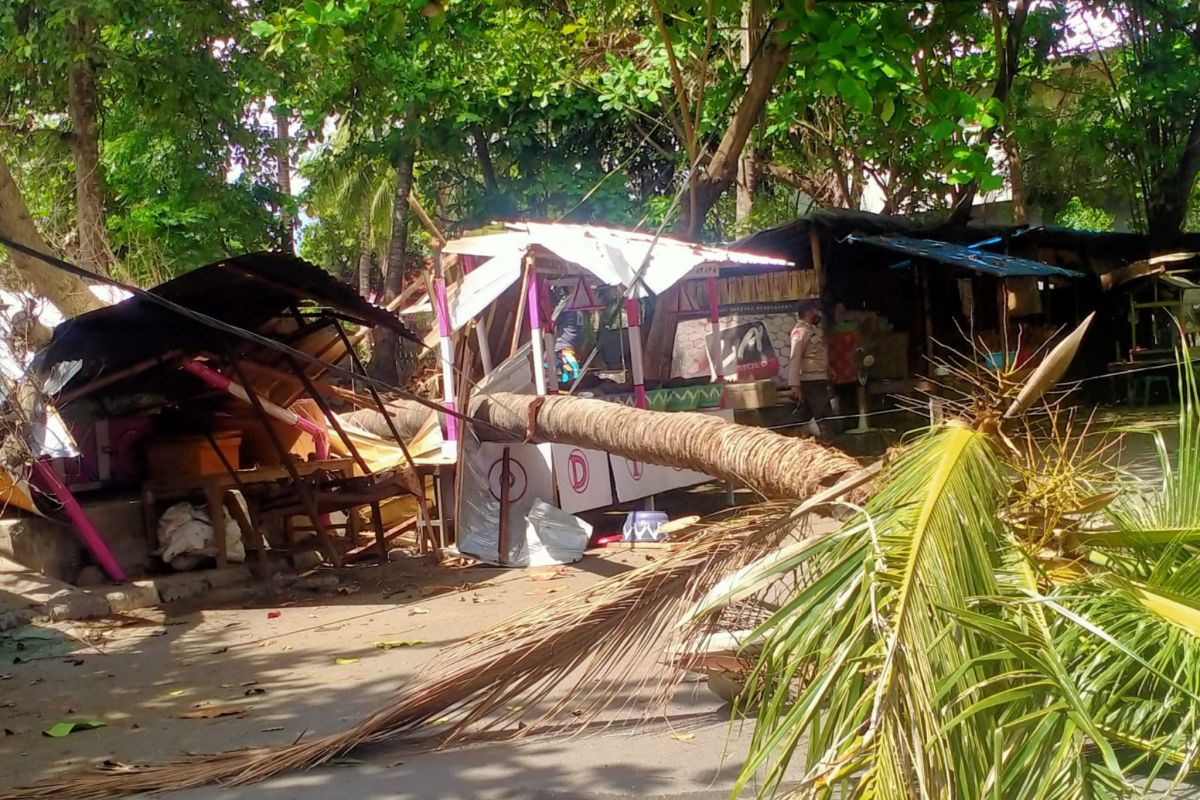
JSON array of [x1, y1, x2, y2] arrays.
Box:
[[734, 423, 1014, 799]]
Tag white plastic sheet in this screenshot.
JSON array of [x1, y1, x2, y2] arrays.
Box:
[[157, 501, 245, 570]]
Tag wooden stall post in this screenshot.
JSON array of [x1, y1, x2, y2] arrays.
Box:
[[226, 357, 342, 568], [625, 298, 647, 409], [705, 275, 724, 381], [497, 446, 512, 566]]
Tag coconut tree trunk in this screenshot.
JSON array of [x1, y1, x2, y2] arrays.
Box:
[[67, 17, 114, 275], [0, 153, 104, 318], [368, 148, 416, 384], [356, 213, 373, 298], [471, 392, 862, 500]]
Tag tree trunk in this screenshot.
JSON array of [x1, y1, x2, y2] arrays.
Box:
[[275, 107, 294, 252], [67, 17, 113, 275], [1005, 132, 1028, 224], [948, 0, 1032, 227], [356, 212, 373, 298], [368, 148, 416, 385], [384, 148, 415, 300], [0, 154, 104, 318], [676, 38, 790, 239], [735, 0, 764, 229], [1147, 107, 1200, 248], [470, 392, 864, 501]]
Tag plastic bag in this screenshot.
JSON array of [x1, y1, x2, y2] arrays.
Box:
[[520, 500, 590, 567], [157, 501, 244, 570]]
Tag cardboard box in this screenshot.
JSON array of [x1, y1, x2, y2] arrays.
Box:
[[723, 379, 778, 410]]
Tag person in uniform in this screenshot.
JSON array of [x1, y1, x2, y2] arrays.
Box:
[[788, 305, 834, 439]]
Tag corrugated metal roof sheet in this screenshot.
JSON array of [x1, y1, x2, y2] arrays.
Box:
[[445, 222, 791, 296], [847, 233, 1083, 278]]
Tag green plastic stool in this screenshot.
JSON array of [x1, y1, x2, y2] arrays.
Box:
[[1135, 374, 1173, 407]]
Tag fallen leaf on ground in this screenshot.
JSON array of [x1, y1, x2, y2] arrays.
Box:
[[335, 585, 360, 596], [281, 645, 294, 652], [178, 706, 249, 720], [669, 733, 695, 742], [528, 566, 565, 581], [506, 705, 524, 713], [570, 709, 584, 717], [408, 607, 429, 616], [0, 674, 10, 680], [257, 640, 277, 648], [374, 640, 426, 650], [260, 726, 285, 732], [168, 690, 186, 697], [43, 720, 107, 737], [335, 657, 359, 666], [267, 611, 281, 619]]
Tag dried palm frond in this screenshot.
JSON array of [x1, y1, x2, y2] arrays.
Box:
[[1, 502, 827, 800]]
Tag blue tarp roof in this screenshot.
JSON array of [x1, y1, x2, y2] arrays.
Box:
[[847, 233, 1084, 279]]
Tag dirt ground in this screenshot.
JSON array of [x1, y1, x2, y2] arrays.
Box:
[[0, 547, 679, 791]]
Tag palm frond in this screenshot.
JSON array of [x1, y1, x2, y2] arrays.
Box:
[[0, 504, 820, 800], [733, 423, 1014, 799]]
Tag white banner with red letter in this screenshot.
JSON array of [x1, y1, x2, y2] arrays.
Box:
[[551, 445, 613, 513]]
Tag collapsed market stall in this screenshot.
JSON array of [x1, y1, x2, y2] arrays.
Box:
[[388, 221, 862, 565], [13, 252, 436, 580]]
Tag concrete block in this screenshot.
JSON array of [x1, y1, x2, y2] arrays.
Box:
[[0, 516, 83, 582], [148, 565, 252, 604], [77, 496, 149, 575], [103, 583, 161, 613]]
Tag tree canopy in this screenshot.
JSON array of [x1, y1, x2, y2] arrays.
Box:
[[2, 0, 1199, 301]]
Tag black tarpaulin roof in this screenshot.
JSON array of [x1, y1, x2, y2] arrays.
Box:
[[38, 252, 414, 390]]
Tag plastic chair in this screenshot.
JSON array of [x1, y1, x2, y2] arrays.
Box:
[[1134, 375, 1173, 407]]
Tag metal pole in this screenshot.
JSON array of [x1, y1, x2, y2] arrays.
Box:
[[432, 247, 459, 459], [529, 272, 549, 396]]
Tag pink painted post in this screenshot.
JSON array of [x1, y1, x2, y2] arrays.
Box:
[[528, 273, 548, 395], [432, 275, 459, 456], [625, 298, 647, 409], [32, 460, 125, 582], [181, 359, 329, 460], [705, 275, 724, 382]]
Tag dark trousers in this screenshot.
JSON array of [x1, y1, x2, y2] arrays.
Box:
[[794, 380, 835, 440]]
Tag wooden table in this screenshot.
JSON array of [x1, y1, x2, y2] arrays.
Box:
[[141, 458, 356, 574]]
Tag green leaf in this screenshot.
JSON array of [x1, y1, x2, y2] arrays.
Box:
[[249, 20, 276, 38], [43, 720, 106, 738], [836, 76, 872, 115], [881, 96, 895, 123], [927, 118, 958, 141]]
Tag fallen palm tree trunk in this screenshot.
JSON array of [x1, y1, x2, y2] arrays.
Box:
[[1, 504, 818, 800], [342, 398, 433, 441], [471, 392, 863, 500]]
